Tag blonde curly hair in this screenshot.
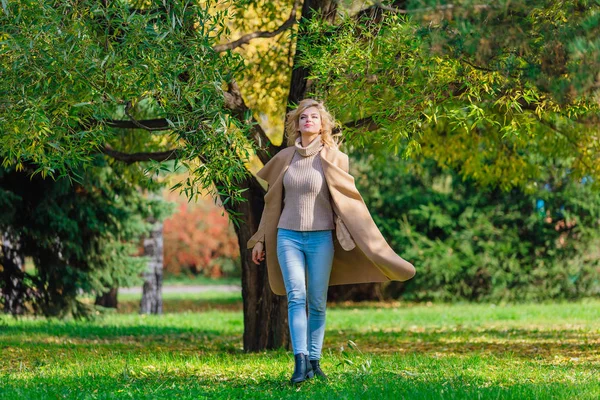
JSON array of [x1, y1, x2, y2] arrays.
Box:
[[285, 99, 342, 148]]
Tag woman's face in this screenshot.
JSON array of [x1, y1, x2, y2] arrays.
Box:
[[298, 106, 322, 136]]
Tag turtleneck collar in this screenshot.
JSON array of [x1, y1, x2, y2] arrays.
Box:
[[294, 135, 324, 157]]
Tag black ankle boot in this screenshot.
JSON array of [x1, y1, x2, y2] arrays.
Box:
[[309, 359, 328, 380], [290, 353, 314, 384]]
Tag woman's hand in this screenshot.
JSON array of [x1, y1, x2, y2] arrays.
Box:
[[251, 242, 265, 265]]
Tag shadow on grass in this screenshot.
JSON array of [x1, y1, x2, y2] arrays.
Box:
[[0, 335, 244, 365], [0, 322, 231, 342], [3, 321, 598, 363], [117, 299, 434, 314], [327, 328, 600, 360]]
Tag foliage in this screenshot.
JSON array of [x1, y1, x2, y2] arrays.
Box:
[[0, 157, 173, 318], [2, 0, 600, 321], [0, 0, 251, 213], [1, 298, 599, 398], [409, 0, 600, 101], [352, 151, 600, 302], [2, 1, 600, 205], [222, 0, 297, 144], [297, 1, 600, 190], [162, 189, 240, 278]]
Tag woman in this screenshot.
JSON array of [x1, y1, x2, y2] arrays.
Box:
[[248, 99, 416, 384]]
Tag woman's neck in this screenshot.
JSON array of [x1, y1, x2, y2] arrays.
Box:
[[301, 133, 319, 147]]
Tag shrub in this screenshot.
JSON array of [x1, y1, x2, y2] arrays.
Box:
[[354, 154, 600, 302], [162, 190, 240, 278]]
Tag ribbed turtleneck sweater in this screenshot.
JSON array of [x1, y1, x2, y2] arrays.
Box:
[[277, 135, 335, 231]]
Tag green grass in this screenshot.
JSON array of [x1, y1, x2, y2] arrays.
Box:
[[161, 274, 241, 287], [1, 293, 599, 399]]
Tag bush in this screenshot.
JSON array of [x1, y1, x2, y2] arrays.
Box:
[[162, 190, 240, 279], [353, 154, 600, 302]]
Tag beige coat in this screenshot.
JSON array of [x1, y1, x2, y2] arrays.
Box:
[[247, 144, 416, 296]]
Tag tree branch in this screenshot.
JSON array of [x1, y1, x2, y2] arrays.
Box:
[[123, 101, 170, 132], [223, 80, 279, 164], [85, 82, 274, 166], [104, 118, 171, 131], [100, 145, 180, 164], [342, 116, 381, 132], [286, 0, 340, 118], [213, 0, 301, 53]]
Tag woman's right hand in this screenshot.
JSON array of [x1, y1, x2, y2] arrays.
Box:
[[251, 242, 265, 265]]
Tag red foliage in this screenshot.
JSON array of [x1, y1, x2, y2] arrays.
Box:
[[162, 191, 239, 278]]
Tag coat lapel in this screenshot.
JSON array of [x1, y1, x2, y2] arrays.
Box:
[[252, 147, 295, 295], [256, 148, 295, 187]]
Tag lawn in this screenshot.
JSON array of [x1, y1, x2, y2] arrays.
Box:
[[161, 274, 241, 287], [1, 291, 598, 399]]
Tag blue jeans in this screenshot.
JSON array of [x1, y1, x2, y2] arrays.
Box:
[[276, 228, 335, 360]]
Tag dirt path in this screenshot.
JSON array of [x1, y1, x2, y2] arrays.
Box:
[[119, 284, 241, 294]]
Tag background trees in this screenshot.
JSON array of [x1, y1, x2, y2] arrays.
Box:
[[163, 188, 241, 278], [0, 159, 172, 317], [1, 0, 295, 350], [352, 151, 600, 302], [1, 0, 599, 350], [300, 1, 600, 187]]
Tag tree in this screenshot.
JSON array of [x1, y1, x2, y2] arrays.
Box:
[[140, 216, 165, 314], [1, 233, 26, 315], [299, 1, 600, 189], [352, 150, 600, 302], [0, 159, 171, 318], [162, 189, 240, 278], [1, 0, 324, 349], [3, 0, 598, 349]]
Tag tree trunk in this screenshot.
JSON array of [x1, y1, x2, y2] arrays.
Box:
[[286, 0, 338, 111], [224, 0, 341, 352], [1, 233, 26, 315], [95, 287, 119, 308], [230, 178, 290, 352], [140, 220, 164, 314]]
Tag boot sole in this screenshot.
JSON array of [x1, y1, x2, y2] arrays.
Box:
[[290, 370, 314, 384]]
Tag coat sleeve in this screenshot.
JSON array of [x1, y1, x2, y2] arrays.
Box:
[[247, 154, 280, 249], [247, 205, 267, 249]]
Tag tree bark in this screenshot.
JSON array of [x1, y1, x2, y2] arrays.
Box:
[[226, 0, 341, 353], [1, 233, 26, 315], [286, 0, 338, 112], [226, 177, 290, 351], [140, 220, 164, 314], [95, 287, 119, 308]]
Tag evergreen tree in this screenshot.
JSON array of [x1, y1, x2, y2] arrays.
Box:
[[0, 157, 172, 318]]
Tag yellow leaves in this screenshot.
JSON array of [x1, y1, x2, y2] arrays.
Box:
[[419, 118, 537, 190]]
